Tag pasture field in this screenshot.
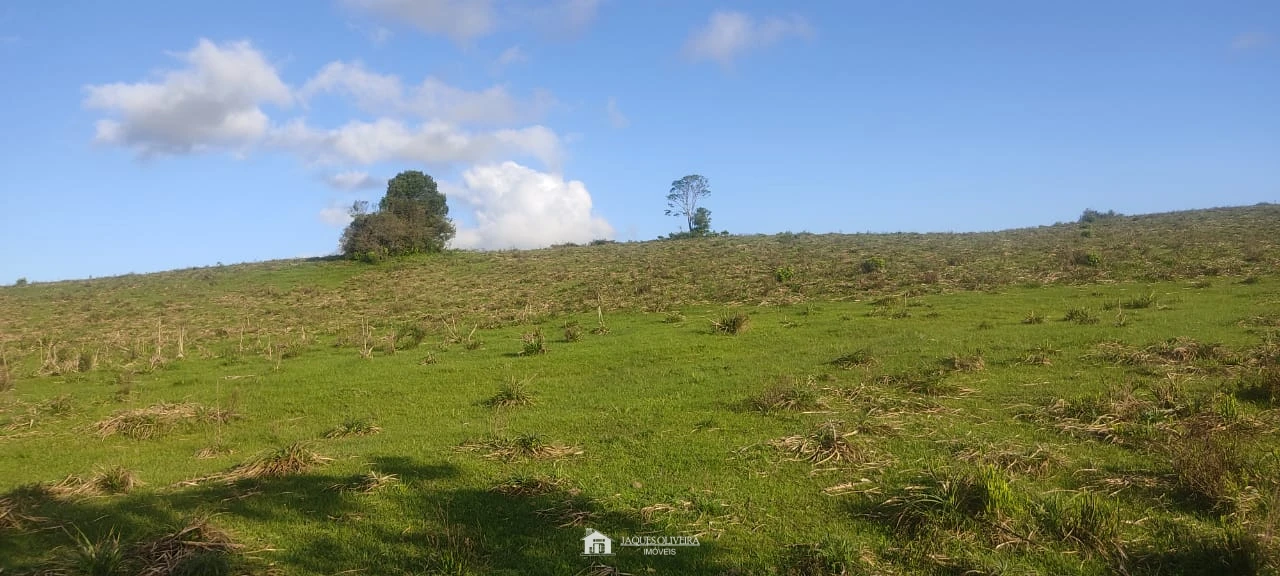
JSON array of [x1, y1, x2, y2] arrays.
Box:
[[1, 205, 1279, 575]]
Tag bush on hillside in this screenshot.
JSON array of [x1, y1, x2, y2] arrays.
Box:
[[341, 171, 455, 262]]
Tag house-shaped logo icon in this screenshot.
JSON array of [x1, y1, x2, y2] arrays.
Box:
[[582, 528, 613, 556]]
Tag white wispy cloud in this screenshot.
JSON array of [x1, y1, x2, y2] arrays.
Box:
[[325, 170, 382, 191], [494, 45, 529, 70], [606, 97, 628, 129], [684, 10, 812, 67], [450, 162, 614, 249], [319, 202, 355, 228], [299, 60, 555, 125], [341, 0, 494, 43], [269, 119, 562, 170], [1232, 31, 1273, 51]]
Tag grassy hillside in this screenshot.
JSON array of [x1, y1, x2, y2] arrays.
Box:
[[1, 205, 1278, 575]]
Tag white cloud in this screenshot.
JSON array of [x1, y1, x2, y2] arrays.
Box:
[[494, 45, 528, 69], [606, 97, 628, 129], [342, 0, 493, 42], [299, 61, 554, 125], [82, 39, 292, 157], [520, 0, 601, 36], [450, 162, 613, 249], [325, 170, 382, 191], [270, 119, 562, 169], [1232, 31, 1272, 51], [684, 11, 812, 66], [319, 203, 355, 228]]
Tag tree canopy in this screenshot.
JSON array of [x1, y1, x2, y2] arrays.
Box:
[[341, 171, 455, 261], [665, 174, 711, 233]]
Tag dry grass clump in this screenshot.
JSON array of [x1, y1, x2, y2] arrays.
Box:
[[1236, 368, 1280, 406], [536, 494, 597, 528], [830, 349, 876, 369], [771, 421, 872, 466], [1163, 426, 1254, 511], [491, 475, 568, 497], [0, 494, 47, 531], [47, 466, 143, 498], [520, 329, 547, 355], [323, 417, 382, 438], [856, 465, 1021, 542], [194, 442, 331, 484], [1031, 492, 1124, 557], [132, 517, 241, 576], [92, 402, 237, 439], [877, 370, 960, 396], [942, 352, 986, 372], [949, 442, 1063, 477], [1090, 337, 1234, 369], [712, 311, 751, 335], [483, 376, 536, 408], [746, 377, 824, 414], [457, 433, 583, 461], [328, 470, 399, 494]]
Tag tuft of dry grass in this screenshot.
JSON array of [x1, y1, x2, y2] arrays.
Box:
[[746, 377, 824, 414], [46, 466, 143, 498], [323, 417, 382, 438], [194, 442, 332, 484], [712, 311, 751, 335], [877, 370, 961, 396], [92, 402, 237, 439], [328, 470, 399, 494], [483, 376, 536, 408], [520, 329, 547, 355], [949, 442, 1063, 477], [132, 516, 241, 576], [830, 349, 877, 369], [942, 352, 986, 372], [771, 421, 873, 466], [457, 433, 583, 461], [536, 494, 597, 527], [491, 475, 567, 497]]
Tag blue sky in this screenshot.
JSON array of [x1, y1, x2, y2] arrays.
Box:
[[0, 1, 1276, 282]]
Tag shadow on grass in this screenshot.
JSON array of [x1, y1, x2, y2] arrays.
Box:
[[1, 456, 736, 575]]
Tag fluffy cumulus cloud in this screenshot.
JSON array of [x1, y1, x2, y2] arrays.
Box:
[[83, 39, 292, 157], [85, 40, 565, 178], [450, 162, 613, 249], [270, 119, 561, 169], [684, 11, 812, 66], [319, 202, 355, 228], [342, 0, 494, 42], [299, 61, 555, 125]]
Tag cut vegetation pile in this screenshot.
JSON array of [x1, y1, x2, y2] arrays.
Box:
[[93, 402, 237, 439]]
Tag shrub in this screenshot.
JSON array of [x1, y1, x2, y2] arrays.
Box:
[[1079, 208, 1122, 223], [484, 377, 535, 408], [1063, 308, 1099, 324], [562, 321, 583, 343], [663, 311, 686, 324], [830, 349, 876, 369], [774, 266, 796, 283], [324, 417, 382, 438], [747, 380, 822, 413], [14, 278, 27, 286], [1023, 311, 1045, 324], [712, 311, 750, 335], [340, 171, 455, 260], [1071, 249, 1103, 267], [859, 257, 886, 274], [394, 323, 428, 350], [520, 329, 547, 355]]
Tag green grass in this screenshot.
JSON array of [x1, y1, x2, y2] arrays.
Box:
[[0, 206, 1278, 574]]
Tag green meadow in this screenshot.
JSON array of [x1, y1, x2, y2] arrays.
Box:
[[2, 206, 1279, 575]]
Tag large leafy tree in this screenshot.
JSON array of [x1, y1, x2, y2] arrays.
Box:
[[665, 174, 711, 233], [341, 171, 455, 261]]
